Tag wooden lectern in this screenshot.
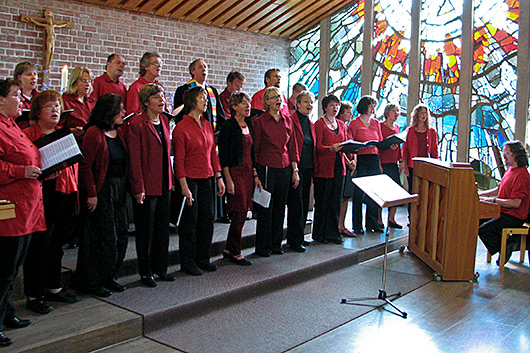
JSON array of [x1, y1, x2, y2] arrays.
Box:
[[341, 174, 417, 318], [408, 158, 500, 281]]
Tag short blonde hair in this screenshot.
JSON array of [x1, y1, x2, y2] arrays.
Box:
[[64, 67, 93, 96], [262, 86, 280, 112]]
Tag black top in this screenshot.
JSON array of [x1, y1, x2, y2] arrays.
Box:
[[297, 111, 314, 169], [105, 135, 127, 178]]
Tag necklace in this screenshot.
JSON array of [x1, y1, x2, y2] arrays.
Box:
[[324, 116, 337, 129]]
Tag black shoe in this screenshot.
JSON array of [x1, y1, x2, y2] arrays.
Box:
[[26, 298, 53, 314], [222, 251, 230, 259], [302, 240, 312, 246], [329, 238, 343, 244], [368, 225, 385, 233], [314, 238, 329, 244], [353, 228, 365, 235], [156, 273, 177, 281], [497, 242, 517, 266], [388, 221, 403, 229], [289, 245, 306, 253], [218, 216, 231, 224], [197, 263, 217, 272], [141, 276, 157, 287], [229, 255, 252, 266], [255, 251, 271, 257], [271, 249, 285, 255], [181, 264, 203, 276], [44, 289, 80, 304], [0, 332, 13, 347], [90, 287, 113, 297], [104, 279, 127, 292], [3, 317, 31, 329]]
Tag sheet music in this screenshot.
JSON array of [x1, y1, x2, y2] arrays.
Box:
[[253, 187, 271, 208], [39, 133, 81, 170]]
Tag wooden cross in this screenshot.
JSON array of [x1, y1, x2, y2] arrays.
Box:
[[20, 9, 74, 71]]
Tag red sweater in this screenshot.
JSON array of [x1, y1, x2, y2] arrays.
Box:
[[498, 167, 530, 220], [172, 115, 221, 179], [253, 111, 298, 168], [402, 126, 439, 168], [314, 118, 349, 178], [379, 121, 402, 164]]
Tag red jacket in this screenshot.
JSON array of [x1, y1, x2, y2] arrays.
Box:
[[289, 111, 316, 167], [126, 110, 173, 196], [22, 124, 78, 194], [314, 117, 349, 178], [80, 125, 127, 197], [0, 114, 46, 236], [402, 126, 439, 168]]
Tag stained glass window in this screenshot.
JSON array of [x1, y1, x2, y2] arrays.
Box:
[[289, 0, 520, 181], [289, 23, 321, 98]]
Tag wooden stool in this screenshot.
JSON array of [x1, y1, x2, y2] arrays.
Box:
[[487, 224, 529, 270]]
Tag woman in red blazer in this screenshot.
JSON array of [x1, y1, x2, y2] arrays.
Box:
[[402, 103, 439, 194], [126, 83, 175, 288], [23, 90, 80, 314], [0, 79, 44, 347], [312, 94, 350, 244], [173, 86, 225, 275], [286, 91, 316, 252], [76, 93, 128, 297]]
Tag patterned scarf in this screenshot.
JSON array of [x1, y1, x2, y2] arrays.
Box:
[[187, 79, 218, 130]]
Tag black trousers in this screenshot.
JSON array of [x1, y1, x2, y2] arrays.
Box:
[[24, 180, 77, 297], [286, 167, 313, 247], [76, 177, 128, 291], [0, 234, 31, 326], [352, 154, 381, 230], [133, 189, 170, 277], [179, 178, 214, 266], [255, 164, 291, 254], [479, 213, 524, 255], [313, 158, 344, 242]]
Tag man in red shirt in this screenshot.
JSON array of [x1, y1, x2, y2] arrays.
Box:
[[219, 71, 245, 120], [92, 54, 127, 104], [251, 68, 289, 117], [126, 52, 164, 115], [479, 140, 530, 265]]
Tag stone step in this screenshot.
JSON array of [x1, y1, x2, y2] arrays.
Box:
[[91, 337, 181, 353]]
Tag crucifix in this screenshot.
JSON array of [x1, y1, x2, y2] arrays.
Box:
[[20, 9, 74, 88]]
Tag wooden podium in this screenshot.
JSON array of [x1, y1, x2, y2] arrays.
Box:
[[408, 158, 499, 281]]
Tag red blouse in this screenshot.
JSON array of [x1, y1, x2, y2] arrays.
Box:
[[348, 117, 383, 155], [61, 93, 96, 129], [314, 118, 349, 178], [379, 121, 402, 164], [253, 111, 298, 168]]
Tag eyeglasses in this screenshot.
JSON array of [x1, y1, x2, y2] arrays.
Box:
[[149, 61, 163, 67], [268, 95, 281, 101], [43, 103, 61, 111]]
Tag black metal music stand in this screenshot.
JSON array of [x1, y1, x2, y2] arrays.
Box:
[[340, 174, 417, 319]]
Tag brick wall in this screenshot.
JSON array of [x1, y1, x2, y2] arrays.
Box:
[[0, 0, 290, 107]]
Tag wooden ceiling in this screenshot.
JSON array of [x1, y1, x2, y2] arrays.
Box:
[[79, 0, 353, 39]]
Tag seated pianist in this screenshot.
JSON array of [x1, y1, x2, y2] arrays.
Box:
[[478, 140, 530, 265]]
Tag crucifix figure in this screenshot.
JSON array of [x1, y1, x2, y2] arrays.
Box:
[[20, 9, 74, 71]]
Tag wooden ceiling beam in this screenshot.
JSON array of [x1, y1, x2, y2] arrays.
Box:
[[137, 0, 167, 14], [121, 0, 144, 11], [245, 0, 304, 32], [169, 0, 201, 19], [153, 0, 183, 17], [199, 0, 239, 23], [185, 0, 225, 21], [223, 0, 278, 29]]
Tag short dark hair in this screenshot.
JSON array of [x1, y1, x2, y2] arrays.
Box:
[[189, 59, 206, 77], [293, 82, 307, 93], [505, 140, 529, 168], [13, 62, 37, 83], [88, 93, 123, 131], [264, 68, 281, 86], [139, 83, 164, 111], [356, 96, 377, 115], [0, 79, 19, 98], [339, 101, 354, 117], [139, 51, 160, 76], [183, 86, 206, 114], [29, 90, 63, 122], [227, 71, 245, 84], [322, 94, 340, 112]]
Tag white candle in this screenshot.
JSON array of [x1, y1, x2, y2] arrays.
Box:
[[61, 65, 68, 92]]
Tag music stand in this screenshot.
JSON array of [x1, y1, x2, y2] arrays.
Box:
[[341, 174, 418, 319]]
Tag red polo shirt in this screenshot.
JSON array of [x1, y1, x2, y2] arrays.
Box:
[[61, 93, 96, 129], [126, 76, 163, 115], [92, 72, 128, 105]]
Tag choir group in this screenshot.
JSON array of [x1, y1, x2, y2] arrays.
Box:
[[0, 52, 440, 347]]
